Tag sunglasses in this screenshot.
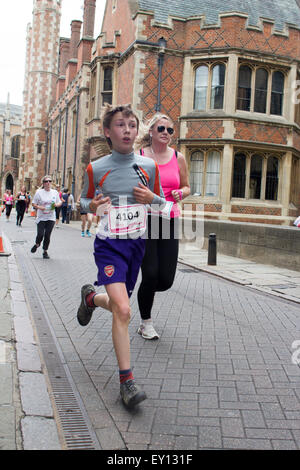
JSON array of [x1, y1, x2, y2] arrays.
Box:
[[44, 180, 52, 183], [157, 125, 174, 135]]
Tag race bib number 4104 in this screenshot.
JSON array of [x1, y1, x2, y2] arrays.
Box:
[[108, 204, 147, 235]]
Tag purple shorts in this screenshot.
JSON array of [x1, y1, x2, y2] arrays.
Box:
[[93, 237, 146, 297]]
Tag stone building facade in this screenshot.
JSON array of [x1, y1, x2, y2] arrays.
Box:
[[0, 97, 22, 196], [21, 0, 300, 225]]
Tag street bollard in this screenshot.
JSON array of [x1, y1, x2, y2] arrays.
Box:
[[208, 233, 217, 265]]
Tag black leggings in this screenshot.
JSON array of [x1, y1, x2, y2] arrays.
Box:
[[137, 217, 179, 320], [5, 204, 13, 217], [16, 202, 26, 225], [35, 220, 55, 251]]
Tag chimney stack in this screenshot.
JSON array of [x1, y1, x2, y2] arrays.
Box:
[[69, 20, 82, 59], [59, 38, 70, 75], [83, 0, 96, 38]]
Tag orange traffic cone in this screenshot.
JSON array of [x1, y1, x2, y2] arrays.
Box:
[[0, 235, 11, 257]]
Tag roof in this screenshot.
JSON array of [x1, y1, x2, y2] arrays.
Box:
[[0, 103, 23, 122], [137, 0, 300, 31]]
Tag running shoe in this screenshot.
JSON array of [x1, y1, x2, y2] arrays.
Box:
[[86, 230, 91, 237], [81, 231, 85, 237], [43, 252, 50, 259], [31, 244, 38, 253], [120, 379, 147, 408], [77, 284, 96, 326], [138, 322, 159, 340]]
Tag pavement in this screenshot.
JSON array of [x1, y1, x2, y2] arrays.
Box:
[[1, 210, 300, 452]]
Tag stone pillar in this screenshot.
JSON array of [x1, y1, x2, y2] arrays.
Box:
[[281, 151, 292, 219], [220, 144, 234, 217]]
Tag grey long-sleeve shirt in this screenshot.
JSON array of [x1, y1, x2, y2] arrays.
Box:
[[80, 150, 169, 238]]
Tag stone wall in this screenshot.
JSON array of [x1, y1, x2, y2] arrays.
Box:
[[181, 218, 300, 271]]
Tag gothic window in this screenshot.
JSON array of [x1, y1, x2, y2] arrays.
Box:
[[254, 68, 268, 113], [190, 151, 204, 195], [190, 150, 221, 197], [249, 154, 263, 199], [232, 153, 246, 198], [232, 151, 279, 201], [265, 156, 279, 200], [237, 65, 252, 111], [11, 135, 20, 159], [194, 63, 226, 111], [237, 64, 285, 116], [271, 71, 284, 116], [210, 64, 225, 110], [102, 67, 113, 105]]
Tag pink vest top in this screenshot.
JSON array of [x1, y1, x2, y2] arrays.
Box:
[[141, 149, 181, 218]]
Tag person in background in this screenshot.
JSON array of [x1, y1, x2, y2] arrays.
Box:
[[136, 113, 190, 340], [77, 195, 93, 237], [30, 175, 62, 259], [3, 189, 14, 222], [25, 191, 31, 213], [61, 188, 69, 223], [55, 185, 63, 228], [15, 186, 28, 227]]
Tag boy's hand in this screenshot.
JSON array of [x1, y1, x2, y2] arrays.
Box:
[[89, 193, 111, 213], [133, 182, 155, 204]]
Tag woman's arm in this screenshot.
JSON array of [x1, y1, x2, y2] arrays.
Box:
[[171, 152, 190, 202]]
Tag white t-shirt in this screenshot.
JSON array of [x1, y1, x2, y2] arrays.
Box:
[[32, 189, 60, 223]]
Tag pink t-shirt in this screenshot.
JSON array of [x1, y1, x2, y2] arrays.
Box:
[[141, 149, 181, 218]]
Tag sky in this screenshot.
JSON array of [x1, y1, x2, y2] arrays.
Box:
[[0, 0, 106, 106]]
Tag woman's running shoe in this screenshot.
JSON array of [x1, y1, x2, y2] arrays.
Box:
[[138, 322, 159, 340]]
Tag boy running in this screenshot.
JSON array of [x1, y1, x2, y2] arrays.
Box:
[[77, 104, 168, 408]]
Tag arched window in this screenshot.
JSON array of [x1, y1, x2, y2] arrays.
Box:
[[210, 64, 225, 109], [194, 66, 208, 111], [11, 135, 20, 159], [190, 151, 204, 195], [271, 71, 284, 115], [250, 154, 263, 199], [237, 65, 252, 111], [265, 156, 279, 200], [254, 68, 268, 113], [232, 153, 246, 198], [205, 151, 220, 196]]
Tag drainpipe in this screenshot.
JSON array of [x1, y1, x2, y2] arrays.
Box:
[[57, 111, 62, 179], [62, 99, 69, 188], [155, 37, 167, 112], [44, 122, 48, 174], [47, 120, 52, 174], [71, 86, 80, 197]]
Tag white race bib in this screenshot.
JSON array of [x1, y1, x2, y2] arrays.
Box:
[[108, 204, 147, 235]]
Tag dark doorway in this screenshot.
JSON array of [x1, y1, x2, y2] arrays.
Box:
[[5, 174, 14, 192]]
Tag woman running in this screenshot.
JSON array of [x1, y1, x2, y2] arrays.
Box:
[[136, 113, 190, 339]]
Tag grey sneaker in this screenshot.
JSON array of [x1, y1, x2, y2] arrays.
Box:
[[120, 379, 147, 408], [77, 284, 96, 326], [138, 322, 159, 340]]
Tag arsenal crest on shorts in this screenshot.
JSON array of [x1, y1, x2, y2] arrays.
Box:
[[104, 265, 115, 277]]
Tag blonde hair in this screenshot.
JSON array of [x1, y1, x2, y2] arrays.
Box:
[[135, 113, 173, 149]]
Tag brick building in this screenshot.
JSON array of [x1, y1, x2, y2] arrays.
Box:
[[20, 0, 61, 192], [21, 0, 300, 224]]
